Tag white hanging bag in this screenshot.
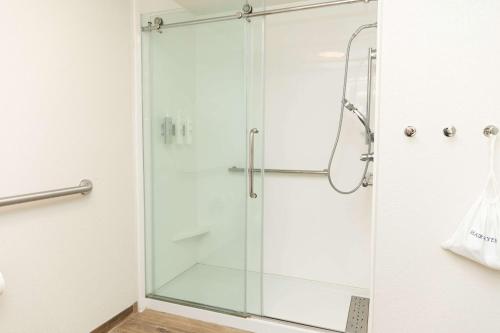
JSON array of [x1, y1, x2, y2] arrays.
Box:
[[442, 135, 500, 269]]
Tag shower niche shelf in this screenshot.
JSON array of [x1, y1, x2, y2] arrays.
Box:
[[171, 226, 210, 242]]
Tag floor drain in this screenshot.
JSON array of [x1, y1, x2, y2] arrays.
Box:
[[345, 296, 369, 333]]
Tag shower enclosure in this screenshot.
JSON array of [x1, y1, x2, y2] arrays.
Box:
[[141, 0, 377, 331]]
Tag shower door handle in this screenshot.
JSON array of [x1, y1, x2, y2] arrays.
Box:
[[249, 128, 259, 199]]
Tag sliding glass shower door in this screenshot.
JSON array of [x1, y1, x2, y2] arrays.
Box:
[[142, 6, 264, 316]]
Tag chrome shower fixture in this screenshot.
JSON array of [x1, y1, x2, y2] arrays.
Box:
[[327, 22, 377, 195], [144, 17, 164, 33], [342, 99, 358, 113], [242, 3, 253, 14], [343, 99, 370, 131]]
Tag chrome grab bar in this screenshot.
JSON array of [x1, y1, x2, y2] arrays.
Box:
[[0, 179, 93, 207], [249, 128, 259, 199], [229, 167, 328, 176]]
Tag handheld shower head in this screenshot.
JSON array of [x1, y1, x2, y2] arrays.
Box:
[[343, 99, 368, 129], [342, 99, 357, 112]]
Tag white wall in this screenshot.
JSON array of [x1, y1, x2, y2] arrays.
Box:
[[0, 1, 138, 332], [372, 1, 500, 332]]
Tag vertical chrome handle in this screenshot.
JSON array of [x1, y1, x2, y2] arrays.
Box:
[[249, 128, 259, 199], [365, 47, 376, 143]]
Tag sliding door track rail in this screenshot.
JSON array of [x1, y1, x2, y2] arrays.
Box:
[[142, 0, 376, 32]]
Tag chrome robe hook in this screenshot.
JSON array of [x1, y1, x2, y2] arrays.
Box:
[[484, 125, 499, 137]]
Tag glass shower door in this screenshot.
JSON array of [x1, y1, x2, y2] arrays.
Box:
[[142, 8, 264, 316]]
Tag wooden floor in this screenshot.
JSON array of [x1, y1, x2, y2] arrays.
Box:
[[109, 310, 252, 333]]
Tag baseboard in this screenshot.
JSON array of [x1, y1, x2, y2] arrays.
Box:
[[90, 303, 137, 333]]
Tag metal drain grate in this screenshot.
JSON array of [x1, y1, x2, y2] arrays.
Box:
[[345, 296, 370, 333]]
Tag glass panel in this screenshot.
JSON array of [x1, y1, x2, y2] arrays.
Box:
[[245, 12, 265, 316], [142, 5, 263, 314]]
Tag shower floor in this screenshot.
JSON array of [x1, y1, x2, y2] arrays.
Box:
[[154, 263, 369, 332]]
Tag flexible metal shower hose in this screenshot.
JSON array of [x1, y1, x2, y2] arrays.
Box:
[[327, 23, 377, 194]]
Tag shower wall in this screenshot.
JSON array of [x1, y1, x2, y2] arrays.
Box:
[[263, 2, 377, 290]]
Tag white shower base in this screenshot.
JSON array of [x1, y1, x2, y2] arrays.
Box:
[[154, 263, 368, 332]]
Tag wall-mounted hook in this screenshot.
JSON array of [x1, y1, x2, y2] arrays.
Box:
[[443, 126, 457, 137], [484, 125, 498, 137], [404, 126, 417, 137]]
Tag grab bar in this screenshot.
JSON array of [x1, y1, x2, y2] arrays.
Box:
[[0, 179, 93, 207], [229, 167, 328, 176]]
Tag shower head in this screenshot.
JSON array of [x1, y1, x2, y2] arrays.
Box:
[[342, 99, 358, 112], [342, 99, 373, 143], [343, 99, 368, 127], [342, 98, 373, 145]]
